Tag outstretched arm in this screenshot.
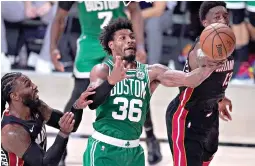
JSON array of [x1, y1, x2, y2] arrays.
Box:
[[149, 63, 219, 88], [148, 48, 225, 88]]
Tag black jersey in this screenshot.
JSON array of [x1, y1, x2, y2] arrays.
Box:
[[1, 110, 47, 166], [179, 38, 234, 111]]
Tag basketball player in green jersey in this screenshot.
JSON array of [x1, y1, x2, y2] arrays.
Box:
[[50, 2, 161, 165], [84, 18, 225, 166]]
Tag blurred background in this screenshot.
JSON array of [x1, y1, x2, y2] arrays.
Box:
[[1, 1, 255, 166], [1, 1, 255, 84]]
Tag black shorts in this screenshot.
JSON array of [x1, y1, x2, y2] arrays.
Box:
[[166, 88, 219, 166]]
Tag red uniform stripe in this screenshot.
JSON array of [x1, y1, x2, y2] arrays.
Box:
[[8, 152, 17, 166], [171, 88, 193, 166], [203, 161, 211, 166], [18, 158, 24, 166], [8, 152, 24, 166]]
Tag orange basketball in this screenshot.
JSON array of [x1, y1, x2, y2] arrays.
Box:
[[200, 23, 236, 61]]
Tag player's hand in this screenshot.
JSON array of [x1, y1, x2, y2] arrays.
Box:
[[107, 56, 128, 85], [74, 87, 95, 109], [136, 49, 147, 64], [51, 49, 65, 72], [59, 112, 75, 134], [218, 97, 232, 121]]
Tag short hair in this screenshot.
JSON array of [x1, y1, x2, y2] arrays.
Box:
[[199, 1, 226, 22], [1, 72, 22, 114], [99, 18, 133, 55]]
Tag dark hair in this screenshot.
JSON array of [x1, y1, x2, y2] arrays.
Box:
[[199, 1, 226, 22], [1, 72, 22, 114], [99, 18, 133, 55]]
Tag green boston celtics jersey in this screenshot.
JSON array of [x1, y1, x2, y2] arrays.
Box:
[[77, 1, 126, 37], [74, 1, 127, 78], [93, 58, 151, 140]]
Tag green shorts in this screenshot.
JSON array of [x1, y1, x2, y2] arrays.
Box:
[[74, 36, 108, 78], [83, 137, 145, 166]]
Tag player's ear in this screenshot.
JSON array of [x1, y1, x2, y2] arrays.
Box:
[[10, 92, 19, 101], [202, 20, 208, 27], [108, 41, 114, 50]]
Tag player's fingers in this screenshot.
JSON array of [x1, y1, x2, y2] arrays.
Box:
[[65, 113, 74, 129], [224, 109, 232, 121], [68, 112, 74, 124], [59, 117, 63, 125], [61, 113, 69, 126], [219, 111, 228, 121], [86, 86, 96, 91], [70, 120, 75, 127], [63, 112, 74, 126], [67, 119, 75, 132], [69, 119, 75, 128], [82, 91, 96, 99], [120, 61, 125, 71], [61, 112, 69, 121], [228, 103, 233, 112], [84, 100, 93, 107], [115, 56, 121, 67], [59, 113, 68, 126]]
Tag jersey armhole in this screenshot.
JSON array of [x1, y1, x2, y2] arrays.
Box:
[[102, 63, 111, 76], [145, 64, 152, 96]]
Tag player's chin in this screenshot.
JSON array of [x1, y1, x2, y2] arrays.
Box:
[[123, 54, 136, 63], [125, 49, 135, 55]]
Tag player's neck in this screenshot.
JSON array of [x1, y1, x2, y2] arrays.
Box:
[[123, 60, 137, 69], [112, 56, 137, 69], [9, 102, 31, 120]]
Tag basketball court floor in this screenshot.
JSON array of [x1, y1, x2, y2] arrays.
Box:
[[2, 71, 255, 166]]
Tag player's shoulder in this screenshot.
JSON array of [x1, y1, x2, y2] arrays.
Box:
[[92, 63, 109, 72], [90, 63, 110, 79], [2, 123, 30, 143]]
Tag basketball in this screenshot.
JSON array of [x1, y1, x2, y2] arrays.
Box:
[[200, 23, 236, 61]]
